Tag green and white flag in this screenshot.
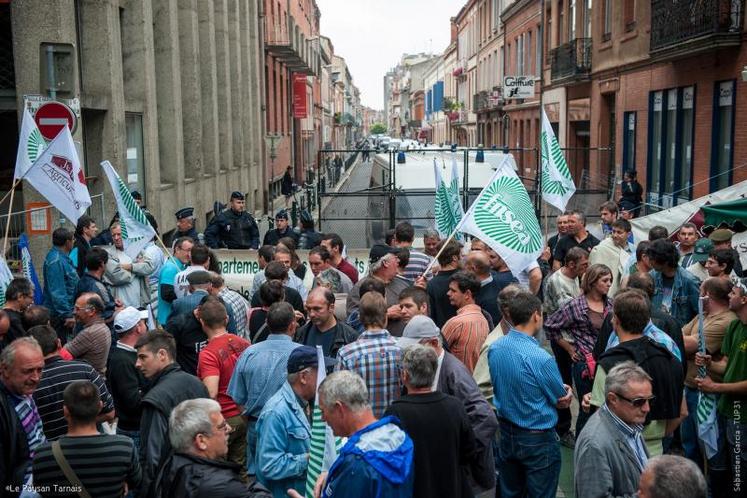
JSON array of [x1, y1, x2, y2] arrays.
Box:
[[14, 106, 47, 179], [100, 160, 155, 259], [305, 345, 341, 498], [458, 155, 543, 276], [433, 157, 464, 241], [0, 257, 14, 307], [696, 296, 719, 458], [540, 108, 576, 211]]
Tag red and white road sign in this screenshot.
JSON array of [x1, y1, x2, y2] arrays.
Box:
[[34, 101, 77, 140]]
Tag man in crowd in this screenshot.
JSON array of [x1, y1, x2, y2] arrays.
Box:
[[709, 228, 743, 276], [70, 215, 98, 276], [589, 289, 685, 457], [249, 262, 306, 318], [3, 278, 34, 344], [544, 247, 587, 317], [258, 245, 276, 271], [263, 209, 299, 246], [385, 344, 485, 498], [345, 277, 386, 334], [422, 229, 441, 258], [627, 240, 654, 277], [547, 212, 570, 268], [648, 239, 700, 326], [174, 244, 212, 299], [43, 228, 79, 343], [393, 221, 432, 280], [196, 298, 251, 474], [205, 191, 260, 250], [347, 244, 409, 336], [32, 380, 142, 496], [251, 246, 308, 301], [166, 207, 199, 247], [309, 370, 414, 497], [552, 210, 600, 271], [295, 287, 358, 357], [158, 236, 194, 324], [135, 330, 209, 491], [695, 277, 747, 492], [589, 219, 633, 298], [75, 247, 118, 322], [321, 233, 359, 284], [30, 324, 114, 441], [256, 346, 334, 497], [308, 246, 353, 293], [442, 271, 489, 373], [398, 287, 429, 324], [489, 291, 572, 497], [228, 302, 301, 477], [336, 292, 403, 417], [638, 455, 707, 498], [60, 293, 111, 376], [153, 398, 271, 497], [427, 239, 462, 328], [465, 250, 505, 326], [589, 201, 619, 240], [575, 362, 652, 498], [108, 307, 149, 450], [678, 222, 700, 268], [706, 248, 736, 280], [685, 238, 714, 282], [680, 277, 736, 469], [0, 337, 46, 493], [105, 221, 155, 308], [165, 291, 209, 375], [209, 272, 251, 341]]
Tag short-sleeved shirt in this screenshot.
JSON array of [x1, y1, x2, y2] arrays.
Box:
[[552, 232, 600, 265], [718, 319, 747, 421], [197, 333, 251, 418], [681, 310, 737, 387], [304, 324, 337, 357], [64, 320, 112, 376]]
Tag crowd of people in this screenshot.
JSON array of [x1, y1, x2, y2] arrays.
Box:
[[0, 193, 744, 498]]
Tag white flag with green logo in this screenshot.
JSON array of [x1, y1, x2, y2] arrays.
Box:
[[457, 155, 543, 276], [433, 158, 464, 241], [0, 257, 13, 307], [540, 108, 576, 211], [101, 160, 155, 259], [15, 106, 47, 180]]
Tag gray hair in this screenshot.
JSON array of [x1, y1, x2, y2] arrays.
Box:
[[423, 229, 440, 240], [402, 344, 437, 388], [318, 370, 370, 412], [605, 361, 652, 396], [0, 337, 42, 369], [368, 252, 397, 276], [316, 268, 343, 293], [571, 210, 587, 225], [644, 455, 706, 498], [169, 398, 222, 453]]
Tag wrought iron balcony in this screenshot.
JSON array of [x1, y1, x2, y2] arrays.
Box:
[[550, 38, 591, 83], [650, 0, 742, 57], [264, 15, 315, 75], [474, 87, 504, 113]]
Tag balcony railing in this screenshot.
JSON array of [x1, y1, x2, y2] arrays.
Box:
[[550, 38, 592, 82], [264, 15, 315, 75], [651, 0, 742, 54], [474, 87, 504, 112]]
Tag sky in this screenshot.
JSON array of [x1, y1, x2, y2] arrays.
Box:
[[316, 0, 456, 110]]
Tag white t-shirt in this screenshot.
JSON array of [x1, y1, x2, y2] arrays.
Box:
[[173, 265, 205, 299]]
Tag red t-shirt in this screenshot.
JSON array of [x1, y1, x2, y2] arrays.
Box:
[[336, 258, 359, 284], [197, 333, 251, 418]]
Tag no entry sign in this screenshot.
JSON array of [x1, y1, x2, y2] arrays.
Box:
[[34, 101, 77, 140]]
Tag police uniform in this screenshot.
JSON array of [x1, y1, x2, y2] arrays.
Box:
[[262, 210, 299, 246], [204, 192, 260, 249], [165, 207, 200, 248]]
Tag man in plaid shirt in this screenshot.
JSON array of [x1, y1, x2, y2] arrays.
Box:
[[335, 291, 403, 417]]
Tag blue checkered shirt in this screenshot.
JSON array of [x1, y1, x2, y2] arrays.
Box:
[[335, 329, 403, 418]]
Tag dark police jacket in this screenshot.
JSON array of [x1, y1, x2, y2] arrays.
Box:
[[0, 384, 29, 498], [205, 209, 259, 249]]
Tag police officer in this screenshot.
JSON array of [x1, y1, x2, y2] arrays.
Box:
[[263, 209, 299, 247], [204, 191, 260, 249], [295, 210, 321, 250]]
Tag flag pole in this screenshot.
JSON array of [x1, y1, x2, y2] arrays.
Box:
[[1, 179, 21, 259], [421, 224, 462, 277]]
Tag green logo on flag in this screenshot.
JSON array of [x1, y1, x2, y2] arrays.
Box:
[[26, 129, 46, 164], [540, 130, 573, 196], [473, 176, 542, 254], [116, 175, 147, 241]]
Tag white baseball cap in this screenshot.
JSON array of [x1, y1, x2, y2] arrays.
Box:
[[113, 307, 148, 334]]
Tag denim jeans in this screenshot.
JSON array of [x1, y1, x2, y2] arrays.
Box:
[[572, 361, 593, 436], [497, 422, 560, 498], [246, 419, 258, 476], [551, 341, 573, 437], [681, 386, 704, 467]]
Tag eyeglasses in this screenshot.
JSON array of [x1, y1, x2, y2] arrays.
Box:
[[199, 421, 233, 439], [614, 392, 655, 408]]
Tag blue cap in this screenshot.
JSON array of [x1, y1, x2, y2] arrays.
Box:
[[275, 209, 289, 220], [175, 207, 194, 220], [287, 346, 337, 374], [231, 191, 245, 200]]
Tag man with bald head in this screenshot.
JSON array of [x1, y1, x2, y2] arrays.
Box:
[[465, 250, 516, 326], [295, 287, 358, 357], [60, 292, 112, 376], [1, 337, 46, 493]]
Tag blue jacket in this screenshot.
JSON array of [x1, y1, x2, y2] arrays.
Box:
[[255, 382, 311, 498], [322, 416, 414, 498], [651, 267, 700, 327], [43, 247, 79, 318]]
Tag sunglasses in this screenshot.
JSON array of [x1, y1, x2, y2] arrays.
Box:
[[614, 392, 655, 408]]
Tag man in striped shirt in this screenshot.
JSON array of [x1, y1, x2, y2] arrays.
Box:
[[33, 380, 142, 497], [442, 271, 490, 373], [393, 222, 433, 281], [31, 324, 115, 441], [335, 292, 403, 417]]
